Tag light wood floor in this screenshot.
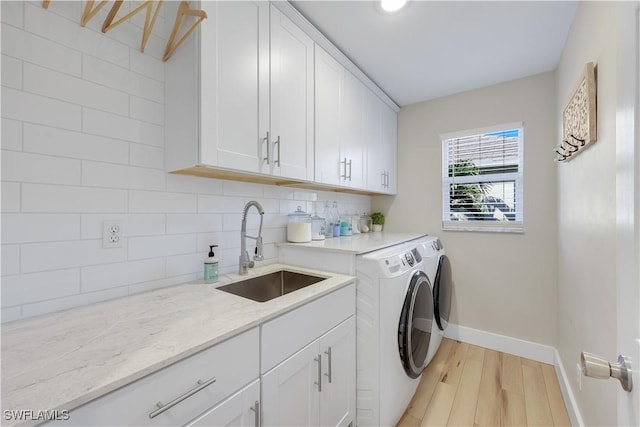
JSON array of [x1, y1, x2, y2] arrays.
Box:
[[397, 338, 571, 427]]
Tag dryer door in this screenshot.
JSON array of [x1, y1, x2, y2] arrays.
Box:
[[434, 254, 452, 331], [398, 270, 434, 378]]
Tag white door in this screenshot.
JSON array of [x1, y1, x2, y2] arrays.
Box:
[[319, 317, 356, 427], [381, 103, 398, 194], [201, 1, 269, 173], [616, 1, 640, 425], [314, 46, 343, 186], [262, 342, 320, 427], [365, 91, 384, 193], [341, 71, 367, 189], [269, 6, 314, 181], [188, 380, 260, 427]]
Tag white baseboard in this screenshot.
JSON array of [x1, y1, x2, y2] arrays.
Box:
[[554, 349, 585, 427], [443, 323, 584, 426], [444, 323, 555, 364]]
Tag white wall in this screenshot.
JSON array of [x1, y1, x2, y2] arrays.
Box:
[[555, 2, 619, 425], [373, 72, 558, 346], [0, 1, 370, 323]]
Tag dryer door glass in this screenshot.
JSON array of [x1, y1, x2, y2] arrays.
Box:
[[398, 271, 434, 378], [434, 254, 452, 331]]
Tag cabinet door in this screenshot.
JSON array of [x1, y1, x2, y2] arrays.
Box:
[[200, 1, 269, 173], [341, 72, 367, 189], [314, 46, 343, 186], [365, 91, 385, 193], [380, 103, 398, 194], [188, 380, 260, 427], [262, 341, 320, 427], [269, 6, 314, 181], [319, 317, 356, 427]]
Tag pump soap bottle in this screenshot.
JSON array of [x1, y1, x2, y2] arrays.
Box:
[[204, 245, 219, 283]]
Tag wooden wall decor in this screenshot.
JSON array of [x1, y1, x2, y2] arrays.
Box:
[[556, 62, 597, 162], [81, 0, 109, 27], [102, 0, 164, 53], [163, 1, 207, 62], [42, 0, 51, 9]]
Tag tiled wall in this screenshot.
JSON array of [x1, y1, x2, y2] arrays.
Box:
[[0, 1, 370, 323]]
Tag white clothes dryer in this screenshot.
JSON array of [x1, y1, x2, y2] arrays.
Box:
[[418, 237, 452, 365], [355, 238, 435, 427]]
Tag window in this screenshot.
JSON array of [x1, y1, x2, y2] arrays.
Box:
[[441, 123, 524, 233]]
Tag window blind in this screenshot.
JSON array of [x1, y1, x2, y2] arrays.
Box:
[[441, 123, 524, 233]]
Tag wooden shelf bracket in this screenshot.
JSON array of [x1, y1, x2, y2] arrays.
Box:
[[163, 1, 207, 62]]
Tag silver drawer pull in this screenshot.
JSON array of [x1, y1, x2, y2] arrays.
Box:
[[148, 376, 217, 419], [250, 400, 260, 427], [324, 347, 332, 383], [314, 354, 322, 392]]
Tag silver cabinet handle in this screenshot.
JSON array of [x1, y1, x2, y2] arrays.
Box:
[[381, 171, 385, 187], [581, 352, 633, 391], [347, 159, 352, 181], [385, 171, 389, 188], [274, 135, 281, 167], [340, 158, 347, 180], [314, 354, 322, 392], [262, 132, 270, 165], [250, 400, 260, 427], [149, 377, 217, 419], [324, 347, 332, 383]]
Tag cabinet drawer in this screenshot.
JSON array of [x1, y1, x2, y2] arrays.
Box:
[[46, 328, 259, 427], [261, 284, 355, 373]]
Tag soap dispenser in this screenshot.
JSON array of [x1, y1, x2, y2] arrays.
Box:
[[204, 245, 219, 283]]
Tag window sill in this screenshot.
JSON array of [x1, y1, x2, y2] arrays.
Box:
[[442, 222, 524, 234]]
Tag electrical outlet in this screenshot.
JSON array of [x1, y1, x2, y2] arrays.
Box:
[[576, 362, 582, 391], [103, 221, 123, 248]]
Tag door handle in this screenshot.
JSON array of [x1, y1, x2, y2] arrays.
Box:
[[581, 352, 633, 391], [149, 377, 217, 418], [262, 132, 270, 165], [340, 158, 347, 180], [314, 354, 322, 392], [324, 347, 332, 383], [347, 159, 352, 181], [250, 400, 260, 427], [274, 135, 281, 167]]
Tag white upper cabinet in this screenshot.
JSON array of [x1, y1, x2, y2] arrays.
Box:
[[366, 92, 397, 194], [314, 46, 367, 190], [165, 2, 313, 181]]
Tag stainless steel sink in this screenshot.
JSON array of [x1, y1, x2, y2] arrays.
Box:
[[217, 270, 325, 302]]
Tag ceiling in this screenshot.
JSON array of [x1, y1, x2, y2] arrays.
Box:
[[291, 1, 578, 107]]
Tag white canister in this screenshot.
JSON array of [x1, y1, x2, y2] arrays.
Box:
[[287, 206, 312, 243]]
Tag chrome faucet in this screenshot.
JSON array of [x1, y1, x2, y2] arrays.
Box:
[[239, 201, 265, 275]]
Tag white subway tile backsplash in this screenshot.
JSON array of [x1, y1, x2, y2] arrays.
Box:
[[293, 190, 318, 202], [139, 122, 164, 147], [83, 55, 163, 103], [196, 232, 225, 253], [2, 87, 81, 130], [263, 186, 294, 200], [2, 118, 23, 151], [21, 239, 127, 273], [80, 214, 166, 239], [1, 24, 81, 77], [166, 214, 223, 234], [130, 143, 164, 169], [24, 3, 129, 68], [21, 287, 129, 319], [22, 184, 128, 213], [2, 269, 80, 307], [2, 245, 20, 276], [23, 63, 129, 115], [197, 195, 245, 213], [223, 181, 264, 198], [129, 190, 197, 213], [1, 182, 20, 213], [81, 258, 165, 293], [23, 124, 129, 164], [166, 174, 223, 195], [82, 108, 141, 143], [2, 307, 22, 323], [2, 150, 81, 185], [2, 54, 22, 89], [166, 253, 202, 278], [128, 234, 196, 260], [128, 273, 198, 295], [82, 161, 166, 191], [130, 96, 163, 125], [2, 214, 80, 244], [130, 50, 164, 82], [2, 1, 23, 28]]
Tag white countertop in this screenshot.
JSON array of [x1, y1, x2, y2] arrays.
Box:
[[278, 232, 427, 254], [1, 263, 355, 425]]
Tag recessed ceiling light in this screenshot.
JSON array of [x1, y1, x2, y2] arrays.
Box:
[[380, 0, 407, 12]]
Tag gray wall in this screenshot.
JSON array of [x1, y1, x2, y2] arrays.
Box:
[[373, 72, 558, 346]]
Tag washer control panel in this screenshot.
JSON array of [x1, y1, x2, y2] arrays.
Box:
[[383, 249, 420, 274]]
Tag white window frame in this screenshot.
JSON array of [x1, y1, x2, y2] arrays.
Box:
[[441, 122, 524, 233]]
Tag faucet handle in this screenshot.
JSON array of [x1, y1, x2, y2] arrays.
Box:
[[246, 251, 255, 269]]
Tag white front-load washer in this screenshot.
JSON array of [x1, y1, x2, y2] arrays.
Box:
[[418, 237, 452, 365], [355, 239, 435, 427]]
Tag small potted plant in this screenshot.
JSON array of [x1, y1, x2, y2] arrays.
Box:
[[371, 212, 385, 232]]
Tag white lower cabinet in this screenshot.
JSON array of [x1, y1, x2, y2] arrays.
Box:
[[187, 380, 260, 427], [262, 317, 355, 427]]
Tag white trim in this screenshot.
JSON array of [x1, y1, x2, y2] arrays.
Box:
[[444, 323, 555, 364], [554, 349, 586, 427], [442, 222, 524, 233], [439, 121, 524, 141]]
